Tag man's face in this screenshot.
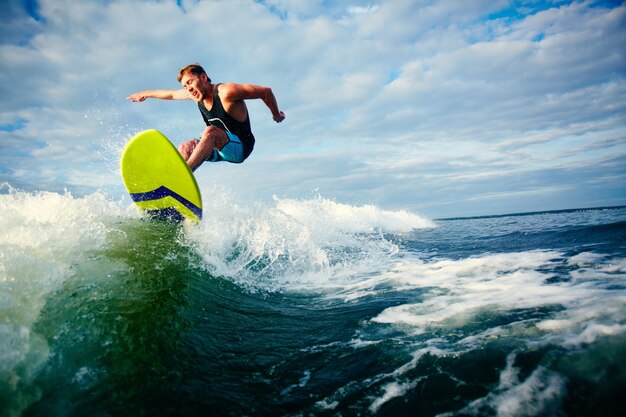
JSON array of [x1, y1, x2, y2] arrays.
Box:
[[180, 72, 208, 102]]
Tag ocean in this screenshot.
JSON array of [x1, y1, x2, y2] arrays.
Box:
[[1, 185, 625, 417]]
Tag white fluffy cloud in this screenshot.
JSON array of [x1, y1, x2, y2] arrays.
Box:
[[0, 0, 624, 217]]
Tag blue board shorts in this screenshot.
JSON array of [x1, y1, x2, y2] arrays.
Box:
[[206, 131, 244, 163]]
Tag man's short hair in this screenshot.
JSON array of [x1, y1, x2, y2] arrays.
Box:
[[177, 64, 211, 83]]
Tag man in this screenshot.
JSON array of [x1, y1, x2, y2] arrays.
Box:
[[127, 64, 285, 171]]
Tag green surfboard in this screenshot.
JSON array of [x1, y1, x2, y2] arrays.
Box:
[[121, 129, 202, 222]]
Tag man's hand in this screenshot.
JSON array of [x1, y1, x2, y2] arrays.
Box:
[[274, 111, 286, 123], [127, 92, 148, 102]]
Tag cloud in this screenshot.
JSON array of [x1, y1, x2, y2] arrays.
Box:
[[0, 0, 624, 217]]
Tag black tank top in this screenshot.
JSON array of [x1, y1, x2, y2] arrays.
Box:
[[197, 84, 255, 159]]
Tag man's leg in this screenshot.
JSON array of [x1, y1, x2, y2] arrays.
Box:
[[178, 126, 229, 171]]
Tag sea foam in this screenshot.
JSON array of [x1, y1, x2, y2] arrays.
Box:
[[369, 250, 626, 346], [183, 190, 434, 292]]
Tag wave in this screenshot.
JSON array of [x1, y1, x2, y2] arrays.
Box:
[[2, 186, 624, 416], [0, 185, 435, 415]]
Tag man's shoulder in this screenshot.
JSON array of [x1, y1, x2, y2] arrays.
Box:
[[217, 83, 244, 102], [216, 82, 240, 92]]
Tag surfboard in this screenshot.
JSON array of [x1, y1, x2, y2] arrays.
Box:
[[121, 129, 202, 222]]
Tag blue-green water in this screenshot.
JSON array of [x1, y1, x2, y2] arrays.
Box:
[[1, 188, 625, 416]]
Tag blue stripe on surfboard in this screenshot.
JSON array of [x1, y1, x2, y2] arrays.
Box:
[[130, 185, 202, 220]]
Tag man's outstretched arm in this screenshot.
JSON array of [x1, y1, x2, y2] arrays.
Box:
[[127, 89, 190, 102]]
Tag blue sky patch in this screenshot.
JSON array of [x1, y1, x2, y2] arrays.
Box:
[[0, 120, 26, 132]]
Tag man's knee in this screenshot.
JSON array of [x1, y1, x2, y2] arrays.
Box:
[[202, 126, 229, 149], [178, 139, 199, 158]]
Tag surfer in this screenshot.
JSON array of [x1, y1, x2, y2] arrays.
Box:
[[127, 64, 285, 170]]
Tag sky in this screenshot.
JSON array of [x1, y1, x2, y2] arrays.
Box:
[[0, 0, 625, 218]]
